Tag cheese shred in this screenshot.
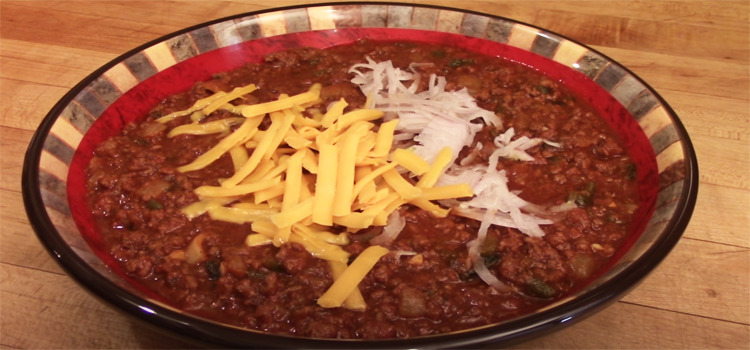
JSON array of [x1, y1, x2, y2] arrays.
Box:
[[169, 80, 481, 312]]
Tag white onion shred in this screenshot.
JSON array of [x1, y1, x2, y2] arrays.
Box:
[[466, 208, 512, 293], [370, 211, 406, 246], [493, 127, 543, 162], [393, 250, 418, 258], [349, 58, 499, 166], [349, 58, 573, 292]]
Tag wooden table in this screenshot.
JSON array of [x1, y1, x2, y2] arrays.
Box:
[[1, 1, 747, 348]]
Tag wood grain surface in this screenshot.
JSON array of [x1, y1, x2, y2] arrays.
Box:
[[1, 1, 748, 348]]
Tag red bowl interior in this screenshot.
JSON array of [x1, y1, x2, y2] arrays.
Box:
[[67, 28, 659, 306]]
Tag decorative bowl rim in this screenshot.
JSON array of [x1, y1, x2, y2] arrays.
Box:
[[22, 2, 699, 348]]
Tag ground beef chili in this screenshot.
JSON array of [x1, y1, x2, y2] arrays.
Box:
[[84, 40, 639, 339]]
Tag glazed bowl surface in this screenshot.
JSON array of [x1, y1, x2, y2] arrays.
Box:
[[22, 2, 698, 348]]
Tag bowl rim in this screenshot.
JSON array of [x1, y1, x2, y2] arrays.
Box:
[[22, 1, 699, 348]]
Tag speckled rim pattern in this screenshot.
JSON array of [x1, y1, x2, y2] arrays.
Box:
[[23, 2, 698, 348]]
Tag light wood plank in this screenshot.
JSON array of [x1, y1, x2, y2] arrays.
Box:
[[0, 127, 34, 191], [623, 238, 750, 324], [0, 263, 199, 349], [423, 0, 749, 63], [594, 46, 749, 101], [0, 79, 71, 131], [0, 190, 64, 274], [682, 184, 750, 248], [514, 301, 749, 349], [0, 38, 115, 87], [1, 260, 748, 349], [0, 1, 746, 348], [660, 90, 749, 142], [692, 134, 750, 190], [0, 3, 177, 55], [476, 0, 750, 32]]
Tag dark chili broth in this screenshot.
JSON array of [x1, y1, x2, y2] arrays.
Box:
[[84, 40, 639, 339]]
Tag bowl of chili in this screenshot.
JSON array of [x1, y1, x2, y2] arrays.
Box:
[[23, 2, 698, 348]]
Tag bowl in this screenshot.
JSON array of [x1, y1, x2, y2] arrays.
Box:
[[22, 2, 698, 348]]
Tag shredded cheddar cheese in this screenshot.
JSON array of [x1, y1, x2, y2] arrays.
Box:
[[168, 83, 475, 312], [317, 245, 389, 308]]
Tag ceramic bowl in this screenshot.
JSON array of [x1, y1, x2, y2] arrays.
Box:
[[22, 2, 698, 348]]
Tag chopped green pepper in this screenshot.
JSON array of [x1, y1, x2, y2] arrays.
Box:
[[526, 278, 555, 299], [568, 182, 596, 208], [535, 85, 553, 95], [206, 260, 221, 280], [483, 254, 501, 268], [264, 259, 285, 273], [146, 199, 163, 210], [479, 235, 499, 257], [314, 68, 332, 77], [448, 58, 475, 68], [247, 270, 267, 280], [625, 163, 637, 180], [431, 50, 446, 58]]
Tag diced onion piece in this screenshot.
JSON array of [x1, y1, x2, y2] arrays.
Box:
[[318, 245, 389, 308], [370, 211, 405, 245], [186, 233, 207, 264], [167, 249, 186, 260]]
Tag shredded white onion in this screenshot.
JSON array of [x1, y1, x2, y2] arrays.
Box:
[[349, 59, 496, 168], [466, 208, 513, 293], [493, 128, 543, 161], [370, 211, 406, 246], [348, 58, 574, 293], [393, 250, 418, 258]]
